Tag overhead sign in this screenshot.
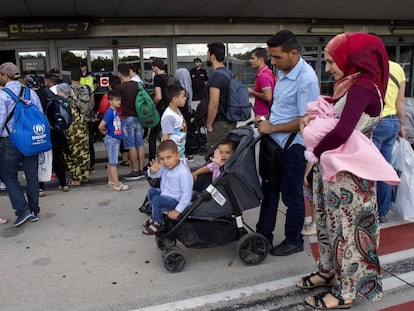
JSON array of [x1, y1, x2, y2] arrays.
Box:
[[21, 59, 45, 72], [7, 21, 90, 37]]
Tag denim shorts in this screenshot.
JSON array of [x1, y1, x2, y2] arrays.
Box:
[[121, 117, 144, 149], [104, 135, 121, 166]]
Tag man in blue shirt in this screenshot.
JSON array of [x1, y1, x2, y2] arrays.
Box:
[[256, 30, 319, 256], [0, 62, 43, 226]]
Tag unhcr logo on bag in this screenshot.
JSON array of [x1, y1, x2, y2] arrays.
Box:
[[32, 124, 47, 144]]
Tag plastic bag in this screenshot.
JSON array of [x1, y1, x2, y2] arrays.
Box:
[[38, 150, 53, 182], [391, 138, 414, 220]]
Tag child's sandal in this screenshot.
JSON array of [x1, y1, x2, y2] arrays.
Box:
[[113, 183, 130, 191], [142, 223, 164, 235]]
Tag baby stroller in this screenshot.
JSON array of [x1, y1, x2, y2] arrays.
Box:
[[155, 125, 268, 272]]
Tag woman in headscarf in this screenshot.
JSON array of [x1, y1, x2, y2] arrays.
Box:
[[297, 33, 389, 309], [174, 68, 194, 161]]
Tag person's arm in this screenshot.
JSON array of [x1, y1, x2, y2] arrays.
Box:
[[206, 86, 220, 132], [313, 85, 374, 158], [153, 86, 162, 106], [304, 162, 314, 187], [161, 114, 174, 141], [98, 119, 107, 136], [257, 117, 302, 135], [396, 80, 406, 138], [192, 165, 210, 180], [248, 86, 272, 102], [171, 171, 194, 215]]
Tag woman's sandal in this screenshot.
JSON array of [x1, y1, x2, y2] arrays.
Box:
[[0, 217, 8, 225], [58, 185, 70, 192], [142, 223, 164, 235], [297, 271, 336, 289], [305, 291, 352, 309], [119, 160, 130, 167], [68, 180, 81, 187]]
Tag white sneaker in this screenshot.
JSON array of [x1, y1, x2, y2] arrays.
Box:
[[0, 181, 7, 191]]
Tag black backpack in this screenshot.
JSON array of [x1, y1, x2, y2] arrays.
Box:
[[158, 74, 180, 113], [46, 94, 72, 131]]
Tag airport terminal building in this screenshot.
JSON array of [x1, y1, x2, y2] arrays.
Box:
[[1, 0, 413, 96]]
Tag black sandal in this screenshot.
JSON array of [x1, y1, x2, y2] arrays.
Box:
[[305, 291, 352, 310], [297, 271, 335, 289], [142, 224, 164, 235], [119, 160, 130, 166], [143, 219, 153, 228]]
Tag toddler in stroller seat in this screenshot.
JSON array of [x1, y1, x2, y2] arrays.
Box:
[[152, 126, 269, 273], [142, 140, 193, 235]]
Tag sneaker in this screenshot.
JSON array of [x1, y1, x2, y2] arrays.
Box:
[[30, 212, 39, 222], [14, 210, 33, 227], [379, 215, 388, 224], [123, 170, 146, 181], [0, 181, 7, 191]]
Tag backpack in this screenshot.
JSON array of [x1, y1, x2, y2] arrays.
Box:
[[71, 84, 93, 122], [1, 86, 52, 156], [46, 93, 72, 131], [135, 82, 160, 128], [217, 69, 252, 122], [158, 74, 179, 113]]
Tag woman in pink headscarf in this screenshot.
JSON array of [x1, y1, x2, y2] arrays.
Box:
[[297, 33, 390, 309]]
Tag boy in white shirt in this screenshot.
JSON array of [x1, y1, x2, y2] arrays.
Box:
[[161, 82, 187, 158]]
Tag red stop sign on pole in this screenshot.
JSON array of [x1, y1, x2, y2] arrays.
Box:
[[100, 77, 109, 87]]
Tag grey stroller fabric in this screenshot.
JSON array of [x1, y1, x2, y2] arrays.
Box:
[[190, 125, 263, 218]]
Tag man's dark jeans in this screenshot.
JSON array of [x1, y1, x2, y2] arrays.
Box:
[[0, 137, 39, 217], [256, 144, 306, 247]]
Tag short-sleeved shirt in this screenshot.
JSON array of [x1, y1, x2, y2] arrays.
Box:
[[153, 74, 169, 112], [161, 107, 187, 157], [114, 80, 138, 118], [254, 66, 276, 117], [190, 67, 208, 100], [269, 57, 319, 148], [207, 67, 231, 122], [103, 107, 122, 140], [382, 61, 406, 118]]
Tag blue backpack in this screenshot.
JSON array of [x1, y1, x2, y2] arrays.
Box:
[[217, 68, 252, 122], [1, 86, 52, 156]]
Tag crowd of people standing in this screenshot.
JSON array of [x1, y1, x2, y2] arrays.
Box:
[[0, 29, 407, 309]]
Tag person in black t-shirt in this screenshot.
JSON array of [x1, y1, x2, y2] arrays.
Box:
[[149, 58, 169, 162], [190, 58, 208, 101], [205, 42, 236, 153]]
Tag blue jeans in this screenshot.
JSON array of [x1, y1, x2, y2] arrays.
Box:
[[104, 135, 121, 166], [0, 137, 39, 216], [148, 187, 178, 225], [121, 117, 144, 149], [372, 115, 400, 217], [256, 144, 306, 246]]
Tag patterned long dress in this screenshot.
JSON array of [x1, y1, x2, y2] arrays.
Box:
[[64, 95, 90, 183], [313, 92, 382, 301]]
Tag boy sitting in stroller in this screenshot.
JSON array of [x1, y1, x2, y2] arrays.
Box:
[[142, 140, 193, 235]]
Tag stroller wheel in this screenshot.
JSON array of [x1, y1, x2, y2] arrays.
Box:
[[156, 237, 177, 250], [237, 233, 269, 265], [162, 247, 186, 273]]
